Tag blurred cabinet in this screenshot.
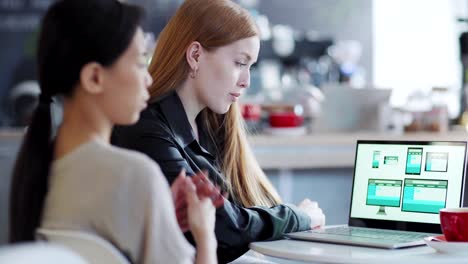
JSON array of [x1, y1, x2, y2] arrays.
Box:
[[0, 131, 22, 245]]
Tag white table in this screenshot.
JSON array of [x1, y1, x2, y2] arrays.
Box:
[[248, 239, 468, 264]]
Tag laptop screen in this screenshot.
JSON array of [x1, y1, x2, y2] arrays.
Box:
[[349, 140, 467, 231]]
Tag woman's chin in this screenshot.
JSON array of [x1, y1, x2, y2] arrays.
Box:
[[114, 114, 140, 126], [220, 104, 232, 114]]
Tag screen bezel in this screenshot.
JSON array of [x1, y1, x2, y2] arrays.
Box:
[[348, 140, 467, 234]]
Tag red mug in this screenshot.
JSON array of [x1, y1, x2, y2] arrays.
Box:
[[440, 208, 468, 242]]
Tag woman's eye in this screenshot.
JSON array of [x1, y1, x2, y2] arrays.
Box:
[[236, 62, 247, 67]]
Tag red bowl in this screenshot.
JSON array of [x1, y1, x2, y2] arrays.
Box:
[[241, 104, 261, 121], [269, 112, 304, 128]]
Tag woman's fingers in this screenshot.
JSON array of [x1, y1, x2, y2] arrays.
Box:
[[185, 178, 199, 206], [297, 199, 326, 229], [189, 170, 225, 208]]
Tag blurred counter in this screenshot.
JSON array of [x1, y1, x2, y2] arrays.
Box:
[[0, 129, 23, 158], [248, 131, 468, 169], [2, 129, 468, 170], [0, 128, 23, 138], [1, 129, 467, 227]]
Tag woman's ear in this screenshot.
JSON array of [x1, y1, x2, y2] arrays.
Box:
[[185, 41, 203, 71], [80, 62, 105, 94]]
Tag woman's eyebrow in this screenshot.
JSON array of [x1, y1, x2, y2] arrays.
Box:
[[240, 52, 252, 61]]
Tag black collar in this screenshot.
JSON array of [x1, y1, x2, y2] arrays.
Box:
[[158, 91, 216, 159], [158, 91, 196, 148]]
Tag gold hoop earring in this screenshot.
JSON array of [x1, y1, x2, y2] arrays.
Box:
[[190, 68, 198, 79]]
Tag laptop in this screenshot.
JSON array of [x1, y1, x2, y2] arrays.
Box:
[[286, 140, 468, 249]]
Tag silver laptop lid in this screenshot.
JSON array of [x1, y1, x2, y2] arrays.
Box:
[[348, 140, 467, 233]]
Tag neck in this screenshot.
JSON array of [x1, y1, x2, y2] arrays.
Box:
[[176, 80, 205, 138], [55, 93, 112, 159]]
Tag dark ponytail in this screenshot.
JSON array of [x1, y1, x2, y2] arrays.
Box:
[[9, 0, 143, 243], [9, 100, 53, 242]]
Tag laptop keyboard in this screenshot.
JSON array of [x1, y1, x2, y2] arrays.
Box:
[[307, 226, 431, 242]]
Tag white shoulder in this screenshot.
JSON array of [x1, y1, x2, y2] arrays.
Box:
[[104, 144, 167, 189]]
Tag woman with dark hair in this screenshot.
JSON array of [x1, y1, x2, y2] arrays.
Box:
[[112, 0, 326, 263], [9, 0, 220, 263]]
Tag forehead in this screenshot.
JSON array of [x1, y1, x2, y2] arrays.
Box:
[[215, 36, 260, 60], [121, 28, 145, 57], [109, 28, 144, 69], [130, 28, 145, 52]]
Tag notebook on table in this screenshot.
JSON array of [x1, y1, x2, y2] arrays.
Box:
[[286, 140, 468, 249]]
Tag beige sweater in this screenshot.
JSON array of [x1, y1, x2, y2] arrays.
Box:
[[41, 139, 195, 264]]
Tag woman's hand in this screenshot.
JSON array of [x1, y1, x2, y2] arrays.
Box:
[[172, 169, 224, 232], [186, 178, 217, 264], [297, 199, 326, 229], [185, 178, 216, 242], [171, 169, 190, 232], [191, 171, 225, 208]]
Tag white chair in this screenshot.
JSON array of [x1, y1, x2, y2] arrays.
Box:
[[0, 242, 87, 264], [36, 228, 130, 264]]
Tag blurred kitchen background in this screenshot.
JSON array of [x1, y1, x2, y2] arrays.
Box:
[[2, 0, 468, 245]]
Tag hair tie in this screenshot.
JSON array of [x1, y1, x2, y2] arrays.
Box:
[[39, 93, 53, 105]]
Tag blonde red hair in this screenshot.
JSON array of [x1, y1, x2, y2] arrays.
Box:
[[148, 0, 281, 207]]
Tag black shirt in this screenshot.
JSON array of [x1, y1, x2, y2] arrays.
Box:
[[112, 91, 311, 263]]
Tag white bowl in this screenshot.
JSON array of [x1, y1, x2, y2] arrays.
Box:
[[424, 235, 468, 255]]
